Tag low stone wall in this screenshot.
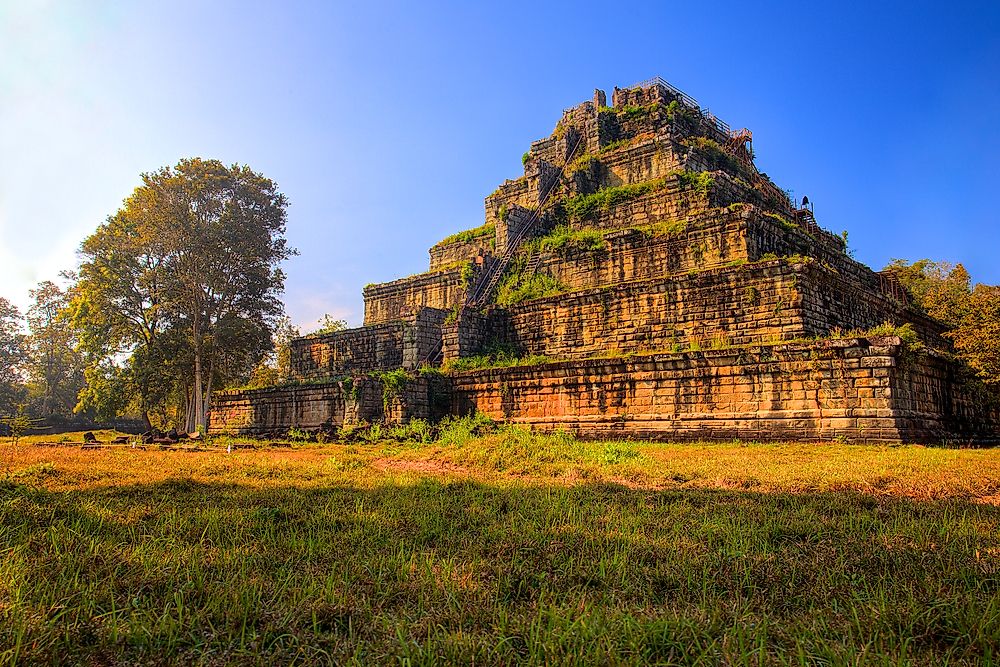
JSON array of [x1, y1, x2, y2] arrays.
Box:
[[208, 380, 380, 435], [211, 338, 998, 442], [363, 266, 466, 325], [208, 374, 443, 435], [447, 337, 994, 443], [290, 323, 405, 379]]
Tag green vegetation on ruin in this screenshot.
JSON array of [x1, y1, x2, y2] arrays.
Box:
[[433, 222, 496, 248], [564, 178, 667, 221], [495, 273, 565, 307], [494, 254, 567, 307], [682, 136, 744, 174], [598, 99, 697, 125], [370, 367, 412, 410], [564, 138, 638, 176], [635, 217, 690, 238], [563, 171, 713, 223], [564, 154, 598, 177], [441, 344, 554, 372], [3, 426, 1000, 665], [525, 225, 606, 255], [228, 374, 351, 393], [761, 210, 799, 233]]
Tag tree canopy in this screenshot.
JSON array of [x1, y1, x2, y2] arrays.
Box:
[[25, 280, 84, 417], [72, 158, 295, 430], [886, 259, 1000, 388], [0, 298, 27, 415]]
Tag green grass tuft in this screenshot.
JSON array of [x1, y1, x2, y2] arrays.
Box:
[[495, 268, 566, 306], [433, 222, 496, 248], [527, 225, 606, 255]]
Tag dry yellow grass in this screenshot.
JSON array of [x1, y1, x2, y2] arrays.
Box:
[[6, 431, 1000, 501], [4, 428, 1000, 664]]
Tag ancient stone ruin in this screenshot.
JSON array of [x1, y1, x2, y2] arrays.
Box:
[[209, 77, 998, 442]]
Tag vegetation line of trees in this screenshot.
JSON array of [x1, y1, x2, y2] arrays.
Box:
[[1, 157, 998, 433], [2, 158, 300, 432]]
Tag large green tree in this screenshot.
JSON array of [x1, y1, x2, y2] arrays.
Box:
[[951, 284, 1000, 387], [25, 280, 84, 417], [72, 192, 173, 429], [73, 158, 294, 431], [886, 259, 1000, 388], [884, 259, 971, 326], [0, 297, 27, 415]]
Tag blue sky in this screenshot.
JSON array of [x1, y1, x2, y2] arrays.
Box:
[[2, 1, 998, 329]]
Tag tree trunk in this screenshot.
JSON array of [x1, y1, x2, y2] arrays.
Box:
[[183, 384, 194, 433], [189, 311, 204, 433], [203, 372, 213, 434], [203, 351, 215, 434]]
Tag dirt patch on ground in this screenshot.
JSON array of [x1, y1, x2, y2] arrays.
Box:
[[371, 458, 469, 476]]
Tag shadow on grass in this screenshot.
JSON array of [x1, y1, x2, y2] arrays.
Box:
[[2, 478, 999, 665]]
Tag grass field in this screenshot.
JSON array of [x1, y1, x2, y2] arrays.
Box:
[[2, 421, 1000, 665]]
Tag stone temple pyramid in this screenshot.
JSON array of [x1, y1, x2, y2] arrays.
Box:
[[210, 77, 998, 443]]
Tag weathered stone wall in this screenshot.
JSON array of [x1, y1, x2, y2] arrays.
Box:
[[526, 204, 864, 297], [429, 236, 492, 271], [535, 211, 748, 292], [363, 266, 466, 325], [888, 352, 1000, 441], [441, 308, 488, 362], [290, 323, 405, 379], [590, 139, 686, 190], [491, 262, 806, 360], [402, 307, 447, 370], [208, 379, 382, 435], [612, 83, 677, 109], [743, 210, 865, 284], [559, 171, 761, 237], [447, 337, 994, 443], [490, 256, 945, 363], [795, 261, 947, 346], [563, 175, 710, 232], [207, 373, 451, 435]]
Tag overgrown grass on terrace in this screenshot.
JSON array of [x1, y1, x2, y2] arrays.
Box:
[[598, 100, 697, 124], [683, 136, 743, 173], [564, 171, 712, 222], [433, 222, 496, 248], [494, 263, 566, 306], [2, 424, 1000, 664], [441, 345, 554, 372], [526, 225, 606, 254]]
